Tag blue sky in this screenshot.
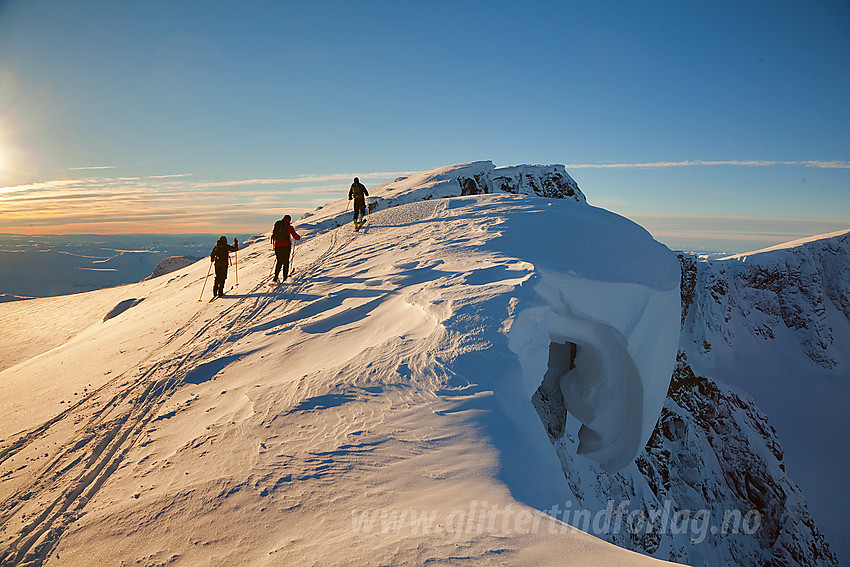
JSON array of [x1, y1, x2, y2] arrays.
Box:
[[0, 0, 848, 252]]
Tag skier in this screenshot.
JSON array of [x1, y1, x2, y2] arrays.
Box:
[[271, 214, 300, 283], [210, 236, 238, 298], [348, 177, 369, 228]]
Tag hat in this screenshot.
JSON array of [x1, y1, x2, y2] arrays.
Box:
[[218, 235, 227, 243], [353, 177, 359, 183], [283, 214, 291, 222]]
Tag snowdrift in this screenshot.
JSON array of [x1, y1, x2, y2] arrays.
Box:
[[503, 204, 681, 472], [0, 162, 682, 566], [304, 161, 681, 472]]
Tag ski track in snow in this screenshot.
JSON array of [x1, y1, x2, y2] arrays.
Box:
[[0, 187, 681, 566], [0, 220, 369, 565], [0, 201, 474, 566]]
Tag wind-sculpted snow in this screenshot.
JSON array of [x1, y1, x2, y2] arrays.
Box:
[[503, 202, 681, 472], [11, 160, 833, 566], [0, 181, 683, 566]]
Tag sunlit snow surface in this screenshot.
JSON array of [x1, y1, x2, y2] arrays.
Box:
[[0, 165, 680, 565]]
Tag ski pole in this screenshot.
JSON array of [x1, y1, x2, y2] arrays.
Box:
[[289, 238, 297, 276], [199, 261, 213, 301], [234, 245, 238, 287]]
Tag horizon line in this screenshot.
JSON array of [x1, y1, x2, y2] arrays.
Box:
[[565, 160, 850, 169]]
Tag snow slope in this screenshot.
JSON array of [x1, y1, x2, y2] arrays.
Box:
[[0, 168, 681, 566], [679, 229, 850, 564]]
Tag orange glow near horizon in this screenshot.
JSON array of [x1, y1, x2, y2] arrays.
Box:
[[2, 219, 270, 236]]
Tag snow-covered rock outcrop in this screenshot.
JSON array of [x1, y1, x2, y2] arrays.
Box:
[[144, 255, 201, 280], [681, 229, 850, 369], [300, 161, 585, 232], [538, 348, 837, 566], [672, 229, 850, 565], [456, 163, 585, 200], [646, 354, 837, 566]]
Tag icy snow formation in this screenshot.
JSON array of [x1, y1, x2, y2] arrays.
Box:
[[302, 161, 680, 472], [505, 205, 681, 472]]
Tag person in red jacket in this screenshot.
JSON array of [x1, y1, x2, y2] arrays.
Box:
[[271, 214, 300, 282]]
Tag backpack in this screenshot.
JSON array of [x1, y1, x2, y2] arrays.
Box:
[[350, 182, 367, 200], [272, 220, 289, 242], [210, 244, 227, 263]]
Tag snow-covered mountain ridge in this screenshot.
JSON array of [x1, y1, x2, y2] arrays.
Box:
[[681, 228, 850, 369], [675, 228, 850, 565], [144, 256, 202, 280], [300, 160, 585, 232], [0, 163, 678, 566], [0, 162, 839, 566]]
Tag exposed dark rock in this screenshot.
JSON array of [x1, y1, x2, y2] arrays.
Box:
[[531, 341, 576, 441]]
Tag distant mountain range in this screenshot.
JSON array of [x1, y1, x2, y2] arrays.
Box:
[[0, 234, 253, 302]]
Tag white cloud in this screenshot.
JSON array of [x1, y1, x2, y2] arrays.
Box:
[[67, 165, 117, 170], [0, 171, 357, 234], [193, 170, 413, 189], [148, 173, 195, 179]]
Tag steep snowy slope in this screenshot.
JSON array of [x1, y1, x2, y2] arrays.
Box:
[[0, 174, 680, 566], [679, 229, 850, 564]]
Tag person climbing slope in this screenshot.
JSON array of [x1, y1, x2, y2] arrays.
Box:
[[271, 214, 300, 283], [348, 177, 369, 229], [210, 236, 238, 298]]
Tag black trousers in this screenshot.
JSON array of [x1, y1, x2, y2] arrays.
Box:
[[353, 199, 366, 222], [274, 246, 292, 280], [213, 262, 228, 296]]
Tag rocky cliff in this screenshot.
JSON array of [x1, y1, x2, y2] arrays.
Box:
[[532, 229, 847, 565], [680, 229, 850, 369]]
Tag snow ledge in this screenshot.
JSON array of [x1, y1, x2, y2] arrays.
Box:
[[509, 270, 681, 472]]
